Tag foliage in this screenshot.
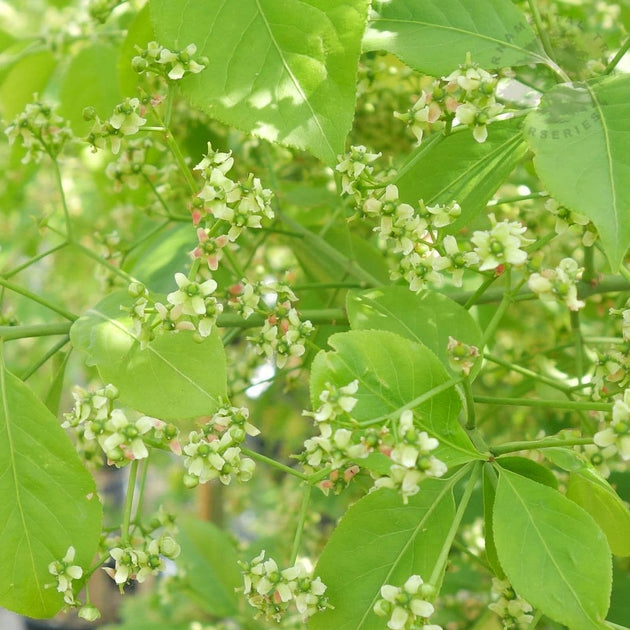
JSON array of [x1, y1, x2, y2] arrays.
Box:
[[0, 0, 630, 628]]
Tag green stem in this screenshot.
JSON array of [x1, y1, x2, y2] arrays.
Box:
[[582, 245, 595, 284], [150, 104, 197, 194], [123, 220, 170, 257], [276, 209, 382, 287], [241, 447, 309, 480], [133, 458, 150, 526], [144, 173, 179, 219], [463, 377, 477, 430], [429, 462, 481, 587], [50, 158, 73, 240], [475, 396, 610, 411], [604, 35, 630, 75], [491, 436, 594, 456], [483, 352, 572, 394], [464, 274, 497, 309], [290, 484, 312, 564], [69, 239, 136, 283], [3, 242, 69, 279], [451, 539, 491, 572], [527, 0, 557, 64], [488, 192, 547, 207], [395, 133, 445, 181], [570, 310, 584, 385], [217, 308, 347, 329], [480, 271, 513, 348], [0, 322, 72, 340], [0, 277, 77, 321], [21, 336, 69, 380], [121, 460, 139, 544]]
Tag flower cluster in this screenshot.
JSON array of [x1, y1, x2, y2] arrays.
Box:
[[248, 284, 313, 368], [63, 384, 180, 467], [240, 551, 329, 622], [48, 546, 83, 606], [528, 257, 585, 311], [336, 144, 382, 200], [5, 99, 73, 163], [395, 53, 504, 144], [104, 533, 181, 589], [610, 299, 630, 342], [105, 139, 158, 191], [132, 41, 208, 81], [358, 181, 474, 291], [125, 274, 223, 343], [544, 198, 597, 246], [488, 578, 533, 629], [86, 97, 147, 154], [470, 214, 532, 272], [594, 388, 630, 461], [446, 336, 480, 376], [373, 575, 442, 630], [372, 410, 447, 503], [193, 142, 274, 244], [182, 404, 259, 487]]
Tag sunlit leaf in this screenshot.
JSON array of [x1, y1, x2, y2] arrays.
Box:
[[347, 286, 482, 376], [363, 0, 546, 75], [494, 468, 612, 629], [526, 74, 630, 270], [150, 0, 370, 164], [311, 330, 480, 466], [312, 474, 465, 629], [70, 291, 227, 420]]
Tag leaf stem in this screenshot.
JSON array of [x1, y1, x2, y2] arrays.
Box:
[[463, 377, 477, 430], [487, 192, 547, 207], [3, 242, 69, 279], [464, 274, 498, 309], [0, 322, 72, 340], [122, 460, 139, 544], [570, 310, 584, 385], [483, 352, 572, 394], [474, 396, 610, 411], [480, 270, 513, 347], [275, 209, 383, 287], [50, 158, 73, 240], [527, 0, 561, 70], [491, 436, 594, 456], [21, 335, 69, 380], [290, 484, 312, 564], [0, 277, 77, 321], [604, 35, 630, 75], [150, 103, 197, 194], [428, 462, 481, 588], [241, 447, 309, 481]]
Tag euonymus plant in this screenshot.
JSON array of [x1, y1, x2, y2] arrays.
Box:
[[1, 0, 629, 628]]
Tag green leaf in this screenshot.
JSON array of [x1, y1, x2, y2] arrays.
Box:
[[70, 291, 227, 421], [567, 468, 630, 557], [44, 350, 70, 416], [363, 0, 546, 75], [0, 362, 102, 618], [149, 0, 370, 164], [347, 286, 482, 376], [493, 468, 612, 629], [0, 51, 56, 119], [482, 465, 504, 578], [59, 44, 122, 135], [395, 118, 528, 232], [312, 476, 460, 630], [311, 330, 480, 467], [177, 516, 241, 616], [525, 74, 630, 270], [496, 455, 558, 489], [543, 446, 587, 472]]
